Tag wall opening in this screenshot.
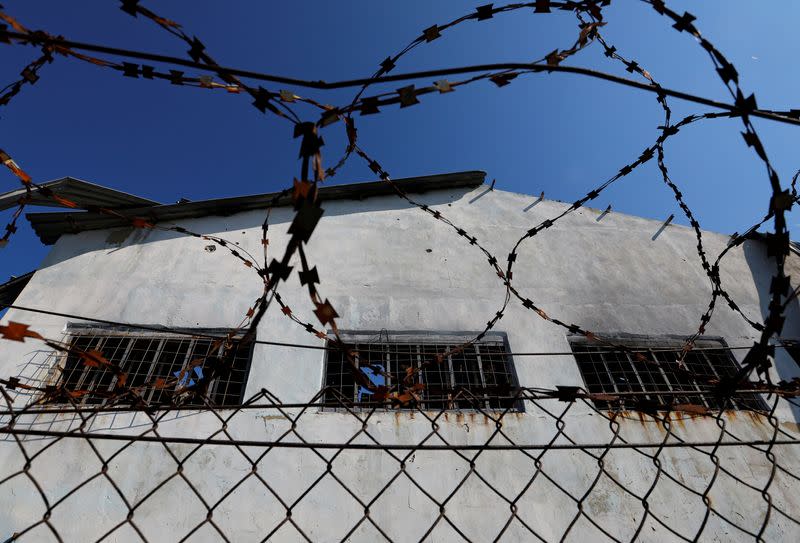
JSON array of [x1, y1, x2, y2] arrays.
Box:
[[322, 331, 522, 411], [43, 324, 254, 407], [569, 336, 767, 411]]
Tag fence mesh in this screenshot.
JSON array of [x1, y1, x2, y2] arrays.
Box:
[[1, 1, 800, 541], [1, 387, 800, 542]]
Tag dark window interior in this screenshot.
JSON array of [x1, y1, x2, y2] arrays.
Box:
[[323, 335, 519, 410], [570, 338, 766, 411], [53, 329, 253, 406]]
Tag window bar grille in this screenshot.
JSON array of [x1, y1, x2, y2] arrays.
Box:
[[106, 337, 136, 397], [475, 344, 489, 410], [688, 350, 715, 409], [571, 339, 767, 411], [141, 338, 166, 405], [207, 342, 224, 404], [642, 348, 667, 406], [415, 344, 423, 409], [446, 345, 456, 410], [620, 350, 643, 407], [385, 343, 392, 401], [71, 336, 101, 394], [659, 349, 704, 407], [417, 345, 423, 388], [686, 352, 710, 407], [322, 336, 517, 411], [76, 336, 98, 396], [598, 348, 619, 397], [46, 331, 252, 407]]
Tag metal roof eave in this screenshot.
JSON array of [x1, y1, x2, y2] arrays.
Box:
[[26, 171, 486, 245], [0, 176, 160, 212]]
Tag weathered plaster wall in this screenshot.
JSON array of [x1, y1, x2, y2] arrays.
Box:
[[1, 183, 799, 542]]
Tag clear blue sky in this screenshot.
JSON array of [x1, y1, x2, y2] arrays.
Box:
[[2, 1, 799, 283]]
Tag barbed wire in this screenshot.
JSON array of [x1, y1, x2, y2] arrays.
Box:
[[0, 1, 799, 541]]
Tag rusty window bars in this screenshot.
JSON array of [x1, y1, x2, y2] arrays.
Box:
[[322, 331, 521, 411], [570, 336, 768, 411], [46, 325, 254, 407]]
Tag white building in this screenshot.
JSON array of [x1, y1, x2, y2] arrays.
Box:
[[0, 170, 798, 542]]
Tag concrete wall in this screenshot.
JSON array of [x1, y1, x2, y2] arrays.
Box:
[[1, 183, 799, 542]]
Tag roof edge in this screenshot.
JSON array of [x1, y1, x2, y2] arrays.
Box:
[[0, 176, 160, 212], [27, 171, 486, 245]]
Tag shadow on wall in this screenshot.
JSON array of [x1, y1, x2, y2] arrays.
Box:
[[743, 239, 800, 423], [35, 188, 472, 270]]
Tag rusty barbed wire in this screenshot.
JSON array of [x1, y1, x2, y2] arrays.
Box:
[[0, 0, 798, 541]]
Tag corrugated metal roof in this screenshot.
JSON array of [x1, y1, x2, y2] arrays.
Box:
[[26, 171, 486, 245], [0, 177, 160, 212]]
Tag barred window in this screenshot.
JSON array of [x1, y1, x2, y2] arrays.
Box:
[[322, 332, 520, 410], [50, 325, 253, 406], [569, 337, 767, 411]]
